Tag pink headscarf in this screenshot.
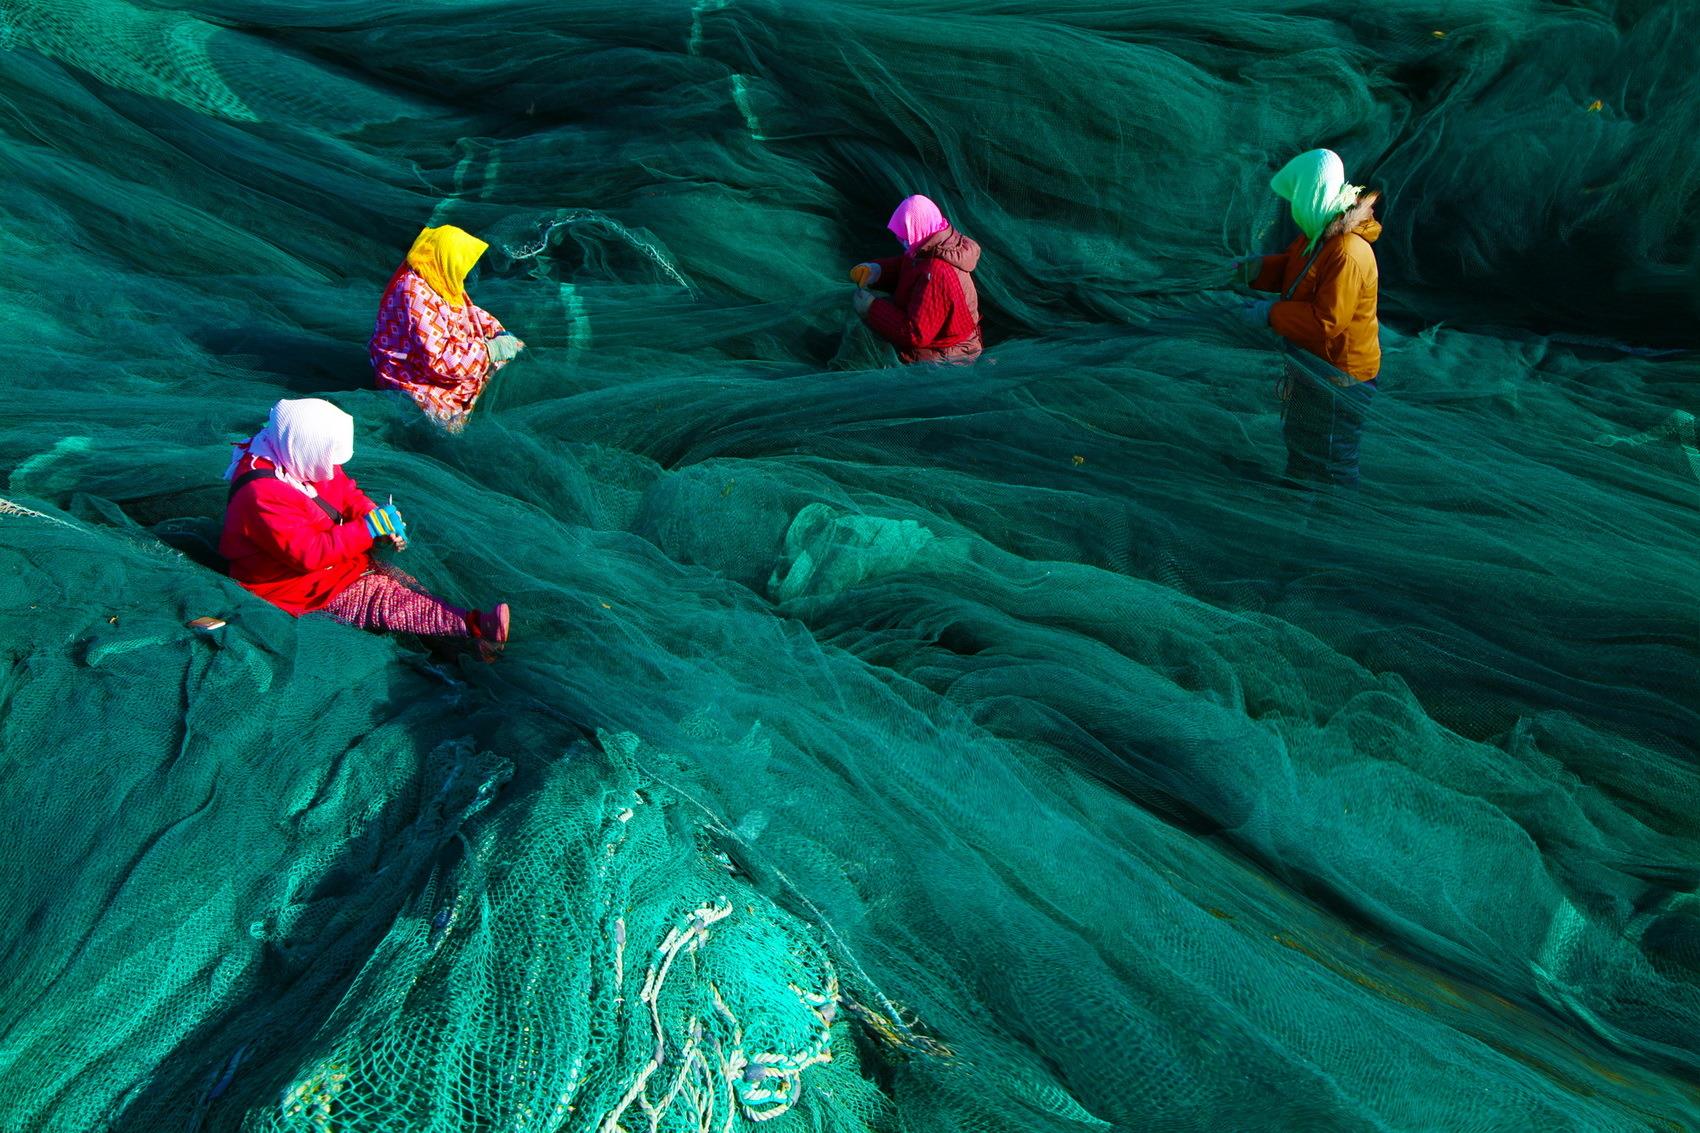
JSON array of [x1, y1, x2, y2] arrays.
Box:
[[887, 195, 949, 250]]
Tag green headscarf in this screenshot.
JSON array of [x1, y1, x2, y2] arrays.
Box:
[[1271, 149, 1364, 250]]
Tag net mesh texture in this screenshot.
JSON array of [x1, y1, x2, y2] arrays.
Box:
[[1, 1, 1698, 1131]]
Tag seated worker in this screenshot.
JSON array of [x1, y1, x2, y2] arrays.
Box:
[[850, 194, 983, 364], [220, 397, 510, 658], [1237, 149, 1383, 488], [370, 224, 524, 432]]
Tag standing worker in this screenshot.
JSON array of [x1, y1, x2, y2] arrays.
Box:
[[370, 225, 524, 432], [1236, 150, 1383, 488], [850, 194, 984, 364]]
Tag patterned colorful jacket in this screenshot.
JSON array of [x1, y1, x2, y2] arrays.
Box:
[[369, 267, 506, 427]]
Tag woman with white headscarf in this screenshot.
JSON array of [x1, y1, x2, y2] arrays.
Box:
[[220, 398, 511, 658], [1236, 149, 1384, 488]]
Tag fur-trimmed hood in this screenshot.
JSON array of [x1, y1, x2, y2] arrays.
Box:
[[1324, 193, 1382, 244], [912, 225, 981, 272]]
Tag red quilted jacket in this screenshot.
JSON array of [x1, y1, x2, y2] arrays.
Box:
[[863, 225, 983, 363]]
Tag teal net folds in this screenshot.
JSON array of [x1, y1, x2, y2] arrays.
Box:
[[2, 2, 1699, 1131]]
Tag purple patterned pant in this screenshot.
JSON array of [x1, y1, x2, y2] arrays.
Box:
[[321, 563, 471, 638]]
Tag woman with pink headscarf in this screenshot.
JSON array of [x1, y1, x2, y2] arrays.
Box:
[[849, 194, 983, 364]]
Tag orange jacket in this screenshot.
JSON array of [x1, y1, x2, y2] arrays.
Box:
[[1252, 213, 1382, 382]]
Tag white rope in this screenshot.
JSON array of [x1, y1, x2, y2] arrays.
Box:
[[600, 895, 839, 1132], [0, 496, 77, 529], [600, 729, 923, 1053], [602, 901, 733, 1133]]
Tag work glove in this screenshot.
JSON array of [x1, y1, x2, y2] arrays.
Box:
[[486, 332, 524, 367], [852, 288, 877, 317], [365, 503, 409, 547], [849, 262, 881, 287], [1238, 298, 1275, 327]]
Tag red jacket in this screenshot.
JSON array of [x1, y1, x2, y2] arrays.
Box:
[[220, 453, 377, 615], [863, 226, 984, 363]]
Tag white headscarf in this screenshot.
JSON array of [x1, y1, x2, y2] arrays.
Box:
[[224, 398, 355, 498], [1270, 149, 1364, 250]]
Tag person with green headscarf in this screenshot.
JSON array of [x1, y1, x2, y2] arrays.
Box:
[[370, 225, 525, 433], [1234, 149, 1384, 488]]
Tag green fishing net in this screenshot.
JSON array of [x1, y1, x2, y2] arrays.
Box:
[[1, 2, 1698, 1130]]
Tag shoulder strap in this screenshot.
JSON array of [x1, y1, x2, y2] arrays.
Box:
[[228, 467, 277, 498], [1282, 240, 1329, 301], [312, 494, 345, 525], [228, 467, 344, 525]]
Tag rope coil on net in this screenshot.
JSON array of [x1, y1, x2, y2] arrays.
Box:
[[602, 899, 838, 1132], [251, 750, 850, 1133]]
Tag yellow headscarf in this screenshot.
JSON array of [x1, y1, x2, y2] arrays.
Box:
[[404, 225, 489, 308]]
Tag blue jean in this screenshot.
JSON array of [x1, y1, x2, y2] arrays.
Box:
[[1281, 363, 1377, 488]]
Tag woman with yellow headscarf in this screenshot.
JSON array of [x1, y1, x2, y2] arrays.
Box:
[[370, 225, 525, 432]]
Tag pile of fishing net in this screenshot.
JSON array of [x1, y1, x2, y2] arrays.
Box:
[[1, 1, 1697, 1130]]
